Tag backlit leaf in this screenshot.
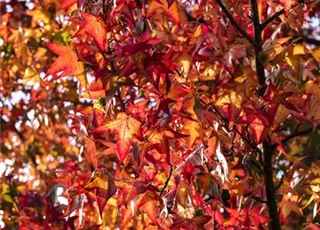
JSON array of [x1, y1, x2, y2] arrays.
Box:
[[45, 42, 87, 87], [94, 113, 141, 162], [74, 12, 107, 51]]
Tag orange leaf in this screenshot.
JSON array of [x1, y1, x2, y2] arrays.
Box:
[[182, 119, 202, 148], [74, 12, 107, 51], [147, 0, 186, 24], [250, 118, 265, 144], [83, 136, 98, 169], [138, 190, 159, 225], [94, 113, 141, 162], [280, 0, 297, 12], [85, 171, 116, 216], [46, 43, 86, 86]]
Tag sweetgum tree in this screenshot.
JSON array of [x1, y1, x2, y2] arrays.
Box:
[[1, 0, 320, 229]]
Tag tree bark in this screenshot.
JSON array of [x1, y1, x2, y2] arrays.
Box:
[[250, 0, 281, 228], [263, 142, 281, 230]]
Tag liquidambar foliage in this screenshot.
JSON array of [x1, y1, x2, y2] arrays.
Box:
[[0, 0, 320, 229]]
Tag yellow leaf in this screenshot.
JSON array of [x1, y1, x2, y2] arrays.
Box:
[[263, 37, 291, 63], [293, 44, 307, 55], [178, 53, 192, 77], [312, 47, 320, 62], [216, 91, 242, 109], [147, 0, 186, 24], [273, 104, 291, 129], [183, 119, 202, 148], [85, 175, 108, 190], [22, 67, 40, 85], [282, 200, 303, 217]]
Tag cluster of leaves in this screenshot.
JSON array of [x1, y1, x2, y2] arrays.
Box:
[[0, 0, 85, 228], [1, 0, 320, 229]]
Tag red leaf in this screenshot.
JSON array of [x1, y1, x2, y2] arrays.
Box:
[[58, 0, 77, 10], [83, 136, 98, 169]]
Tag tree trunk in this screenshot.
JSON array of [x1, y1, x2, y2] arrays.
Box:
[[263, 142, 281, 230]]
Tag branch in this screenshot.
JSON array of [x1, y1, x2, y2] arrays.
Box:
[[281, 127, 313, 144], [233, 126, 264, 163], [274, 175, 284, 191], [261, 9, 284, 30], [160, 165, 173, 197], [199, 99, 228, 127], [250, 1, 281, 229], [271, 127, 315, 150], [298, 37, 320, 46], [263, 142, 281, 230], [13, 124, 25, 142], [252, 196, 267, 204], [250, 0, 267, 95], [214, 0, 255, 46]]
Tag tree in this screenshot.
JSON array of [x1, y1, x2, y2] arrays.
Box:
[[0, 0, 320, 229]]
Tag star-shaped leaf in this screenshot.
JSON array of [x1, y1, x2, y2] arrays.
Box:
[[94, 113, 141, 162], [45, 42, 86, 86], [74, 12, 107, 51], [85, 170, 116, 216]]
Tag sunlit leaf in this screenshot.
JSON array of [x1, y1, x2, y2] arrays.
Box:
[[94, 113, 141, 162]]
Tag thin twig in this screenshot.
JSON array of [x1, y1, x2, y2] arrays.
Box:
[[233, 126, 263, 159], [160, 165, 173, 197], [261, 9, 284, 30], [297, 36, 320, 46], [200, 99, 264, 160], [271, 127, 315, 151], [214, 0, 255, 46], [244, 192, 267, 203], [281, 127, 313, 144], [252, 196, 267, 204], [13, 124, 25, 141], [274, 176, 284, 191], [199, 99, 228, 127]]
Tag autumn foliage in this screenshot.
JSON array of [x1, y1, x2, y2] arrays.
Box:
[[1, 0, 320, 229]]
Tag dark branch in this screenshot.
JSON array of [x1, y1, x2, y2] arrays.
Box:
[[263, 142, 281, 230], [261, 9, 284, 30], [298, 37, 320, 46], [244, 192, 267, 203], [214, 0, 255, 46], [271, 127, 315, 151], [250, 0, 281, 229], [233, 126, 264, 163], [250, 0, 267, 95], [160, 165, 173, 197], [199, 99, 228, 127], [252, 196, 267, 204], [281, 127, 313, 144], [274, 174, 284, 191], [13, 124, 25, 141]]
